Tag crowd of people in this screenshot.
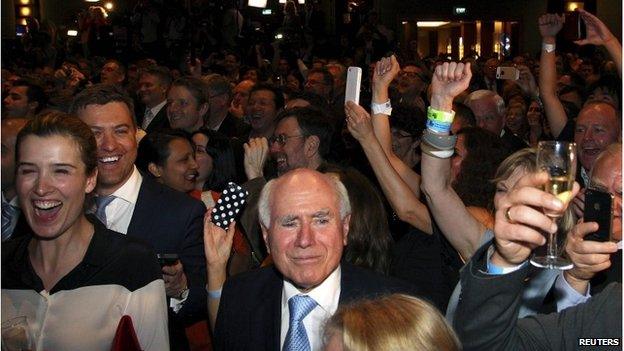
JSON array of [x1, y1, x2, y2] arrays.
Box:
[[1, 2, 622, 350]]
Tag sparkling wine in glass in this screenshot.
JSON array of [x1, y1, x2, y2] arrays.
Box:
[[530, 141, 576, 270]]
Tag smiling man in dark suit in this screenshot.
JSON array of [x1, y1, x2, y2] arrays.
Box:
[[71, 84, 206, 350], [136, 65, 171, 133], [214, 169, 417, 351]]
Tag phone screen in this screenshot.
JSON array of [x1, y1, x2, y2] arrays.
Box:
[[563, 11, 586, 41], [584, 189, 613, 242]]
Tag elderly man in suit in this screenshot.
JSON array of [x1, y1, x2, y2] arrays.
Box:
[[71, 84, 206, 350], [214, 168, 416, 351]]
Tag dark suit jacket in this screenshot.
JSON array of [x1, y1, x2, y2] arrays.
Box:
[[501, 127, 529, 154], [214, 263, 419, 351], [126, 176, 207, 348], [454, 244, 622, 351], [137, 103, 171, 134], [217, 113, 251, 139]]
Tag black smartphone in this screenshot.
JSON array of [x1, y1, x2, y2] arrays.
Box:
[[563, 11, 587, 41], [157, 253, 179, 266], [584, 189, 613, 242]]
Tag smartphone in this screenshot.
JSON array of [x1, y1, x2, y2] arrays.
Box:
[[157, 253, 179, 266], [496, 66, 519, 80], [563, 11, 587, 41], [211, 182, 249, 229], [345, 66, 362, 105], [584, 189, 613, 242]]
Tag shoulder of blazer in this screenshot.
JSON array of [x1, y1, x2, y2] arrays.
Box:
[[339, 263, 419, 303], [136, 176, 205, 213]]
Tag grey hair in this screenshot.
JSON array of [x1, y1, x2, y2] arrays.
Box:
[[464, 89, 506, 117], [258, 173, 351, 228]]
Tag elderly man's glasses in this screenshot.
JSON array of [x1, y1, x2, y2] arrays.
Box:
[[269, 134, 305, 146]]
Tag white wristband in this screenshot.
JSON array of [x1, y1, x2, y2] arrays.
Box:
[[371, 100, 392, 115]]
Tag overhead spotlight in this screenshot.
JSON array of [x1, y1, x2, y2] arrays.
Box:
[[19, 0, 30, 4], [20, 6, 32, 16], [248, 0, 268, 8], [85, 0, 100, 2], [104, 2, 113, 10]]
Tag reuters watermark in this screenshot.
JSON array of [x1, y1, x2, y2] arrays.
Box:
[[578, 338, 620, 347]]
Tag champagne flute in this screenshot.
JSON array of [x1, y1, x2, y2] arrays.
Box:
[[530, 141, 576, 270]]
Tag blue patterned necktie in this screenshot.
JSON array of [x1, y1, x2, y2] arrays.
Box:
[[95, 195, 115, 225], [1, 199, 19, 241], [283, 295, 317, 351]]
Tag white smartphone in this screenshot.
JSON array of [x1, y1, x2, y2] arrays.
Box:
[[496, 66, 519, 80], [345, 66, 362, 105]]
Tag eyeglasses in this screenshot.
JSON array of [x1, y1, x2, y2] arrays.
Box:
[[269, 134, 305, 146]]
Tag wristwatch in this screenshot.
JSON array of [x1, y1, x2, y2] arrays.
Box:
[[371, 100, 392, 115], [542, 42, 556, 53], [178, 287, 189, 300]]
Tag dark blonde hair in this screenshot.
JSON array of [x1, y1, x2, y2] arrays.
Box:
[[492, 147, 575, 234], [323, 294, 461, 351]]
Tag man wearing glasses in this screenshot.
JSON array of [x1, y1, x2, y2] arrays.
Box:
[[269, 107, 335, 176]]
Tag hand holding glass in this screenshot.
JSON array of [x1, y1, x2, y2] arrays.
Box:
[[530, 141, 576, 270]]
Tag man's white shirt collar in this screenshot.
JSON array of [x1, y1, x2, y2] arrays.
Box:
[[110, 166, 142, 205]]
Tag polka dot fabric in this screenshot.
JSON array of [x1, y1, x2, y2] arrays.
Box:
[[211, 182, 249, 228]]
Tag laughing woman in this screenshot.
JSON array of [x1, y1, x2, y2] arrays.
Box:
[[1, 112, 168, 350], [136, 129, 199, 194]]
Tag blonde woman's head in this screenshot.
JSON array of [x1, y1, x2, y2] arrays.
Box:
[[323, 294, 461, 351]]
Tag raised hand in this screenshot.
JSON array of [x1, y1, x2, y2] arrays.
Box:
[[345, 101, 375, 142], [243, 137, 269, 180], [516, 64, 538, 98], [575, 8, 617, 46], [563, 220, 618, 293], [430, 61, 471, 111], [538, 13, 564, 39], [229, 99, 245, 119], [372, 55, 401, 91], [491, 172, 579, 266], [203, 210, 236, 270]]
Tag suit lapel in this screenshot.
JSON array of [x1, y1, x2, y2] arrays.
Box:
[[146, 106, 170, 133], [248, 267, 283, 350], [126, 178, 158, 239]]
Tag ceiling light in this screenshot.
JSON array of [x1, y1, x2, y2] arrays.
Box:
[[417, 21, 449, 28]]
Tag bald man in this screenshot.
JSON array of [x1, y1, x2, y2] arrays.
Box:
[[214, 169, 418, 351], [2, 118, 29, 240]]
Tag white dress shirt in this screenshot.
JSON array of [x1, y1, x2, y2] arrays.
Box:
[[280, 266, 341, 351], [101, 167, 142, 234]]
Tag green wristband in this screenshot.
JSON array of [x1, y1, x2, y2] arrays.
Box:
[[427, 107, 455, 134]]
